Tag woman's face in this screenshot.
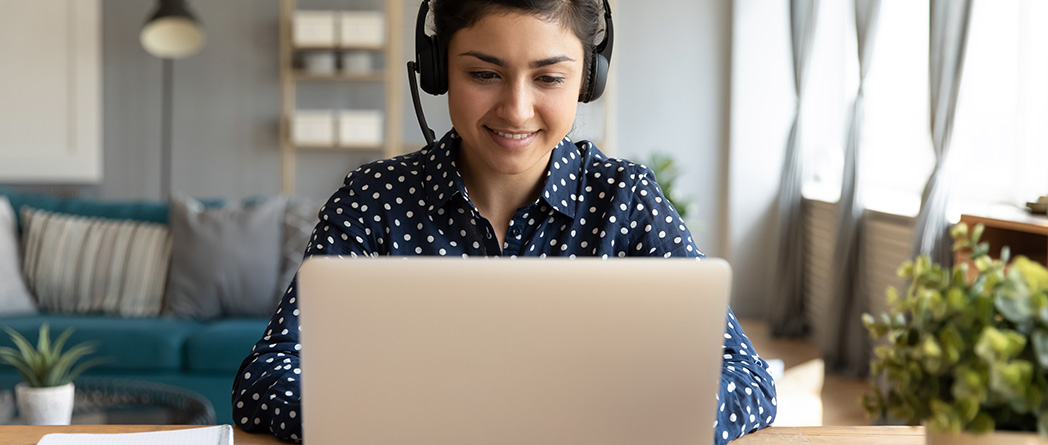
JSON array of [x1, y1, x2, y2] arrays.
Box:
[[447, 11, 584, 181]]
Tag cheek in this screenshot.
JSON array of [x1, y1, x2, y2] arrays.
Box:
[[448, 79, 491, 126], [542, 94, 579, 133]]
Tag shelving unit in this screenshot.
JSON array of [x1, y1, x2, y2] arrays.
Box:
[[278, 0, 403, 195]]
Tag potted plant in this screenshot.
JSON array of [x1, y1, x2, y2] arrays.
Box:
[[642, 152, 690, 218], [862, 223, 1048, 444], [0, 324, 101, 425]]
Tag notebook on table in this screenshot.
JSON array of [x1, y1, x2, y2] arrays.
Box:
[[298, 257, 732, 445]]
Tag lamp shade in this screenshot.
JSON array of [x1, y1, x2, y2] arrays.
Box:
[[140, 0, 205, 59]]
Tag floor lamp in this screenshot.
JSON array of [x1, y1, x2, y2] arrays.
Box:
[[140, 0, 205, 199]]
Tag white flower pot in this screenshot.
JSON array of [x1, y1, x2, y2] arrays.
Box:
[[927, 430, 1048, 445], [15, 382, 74, 425]]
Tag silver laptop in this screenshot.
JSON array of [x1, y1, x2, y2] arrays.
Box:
[[298, 257, 732, 445]]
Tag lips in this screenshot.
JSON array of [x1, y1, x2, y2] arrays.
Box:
[[485, 126, 539, 149], [493, 129, 535, 140]]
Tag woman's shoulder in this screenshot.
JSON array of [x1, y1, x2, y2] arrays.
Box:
[[573, 140, 656, 186], [341, 148, 427, 190]]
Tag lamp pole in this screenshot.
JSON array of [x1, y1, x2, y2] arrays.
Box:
[[140, 0, 204, 199], [161, 58, 173, 200]]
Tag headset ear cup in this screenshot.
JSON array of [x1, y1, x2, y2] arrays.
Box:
[[418, 35, 445, 95], [581, 54, 609, 103], [433, 35, 447, 94]]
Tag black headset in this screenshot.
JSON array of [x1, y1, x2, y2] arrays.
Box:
[[406, 0, 613, 146], [410, 0, 614, 102]]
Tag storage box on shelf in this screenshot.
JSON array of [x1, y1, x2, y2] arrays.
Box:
[[280, 0, 403, 195]]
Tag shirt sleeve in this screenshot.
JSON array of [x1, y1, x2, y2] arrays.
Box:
[[231, 175, 373, 442], [627, 167, 778, 444], [715, 309, 777, 444]]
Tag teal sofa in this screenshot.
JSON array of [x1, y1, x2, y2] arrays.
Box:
[[0, 188, 315, 424], [0, 316, 265, 424]]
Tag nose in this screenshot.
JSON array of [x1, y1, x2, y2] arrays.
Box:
[[495, 78, 534, 126]]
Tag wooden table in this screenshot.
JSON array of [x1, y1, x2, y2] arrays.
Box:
[[735, 426, 924, 444], [0, 425, 924, 444], [958, 210, 1048, 266]]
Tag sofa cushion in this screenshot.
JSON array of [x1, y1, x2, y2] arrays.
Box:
[[277, 197, 320, 301], [0, 315, 202, 373], [163, 194, 286, 319], [20, 207, 172, 317], [0, 197, 36, 316], [183, 318, 268, 374]]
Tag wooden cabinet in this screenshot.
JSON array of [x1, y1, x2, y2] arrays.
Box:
[[958, 210, 1048, 267], [278, 0, 403, 195], [0, 0, 101, 184]]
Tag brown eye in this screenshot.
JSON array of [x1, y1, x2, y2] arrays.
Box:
[[537, 75, 565, 85], [469, 71, 499, 81]]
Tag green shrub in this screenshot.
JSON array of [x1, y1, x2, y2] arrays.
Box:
[[863, 223, 1048, 436]]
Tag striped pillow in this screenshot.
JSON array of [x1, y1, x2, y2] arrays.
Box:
[[20, 207, 173, 316]]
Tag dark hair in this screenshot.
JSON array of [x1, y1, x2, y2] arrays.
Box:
[[431, 0, 604, 94]]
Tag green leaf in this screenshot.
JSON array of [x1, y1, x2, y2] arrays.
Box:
[[886, 286, 900, 308], [921, 336, 944, 374], [43, 342, 96, 387], [988, 360, 1033, 402], [5, 328, 37, 363], [938, 325, 964, 367], [0, 349, 41, 386], [1013, 256, 1048, 292], [898, 260, 915, 278], [972, 224, 985, 245], [951, 223, 969, 241], [970, 412, 995, 434], [36, 324, 50, 362], [1033, 329, 1048, 370], [975, 327, 1027, 362], [66, 357, 107, 384], [863, 313, 887, 339]]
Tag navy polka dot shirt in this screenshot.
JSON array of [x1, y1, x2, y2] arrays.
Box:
[[233, 130, 776, 443]]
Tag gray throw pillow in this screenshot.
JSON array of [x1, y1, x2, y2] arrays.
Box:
[[163, 194, 287, 319], [276, 197, 320, 302], [0, 197, 36, 315]]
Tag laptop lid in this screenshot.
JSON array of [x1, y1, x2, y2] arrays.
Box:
[[298, 257, 731, 445]]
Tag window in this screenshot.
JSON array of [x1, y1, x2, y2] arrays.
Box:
[[800, 0, 1048, 217]]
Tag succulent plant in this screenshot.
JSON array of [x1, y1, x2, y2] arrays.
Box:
[[0, 324, 102, 388], [862, 223, 1048, 436]]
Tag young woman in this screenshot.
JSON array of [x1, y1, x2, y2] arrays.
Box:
[[233, 1, 776, 443]]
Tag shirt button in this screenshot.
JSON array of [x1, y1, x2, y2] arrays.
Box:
[[510, 227, 521, 237]]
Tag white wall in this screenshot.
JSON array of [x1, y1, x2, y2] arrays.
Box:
[[614, 0, 731, 262], [726, 0, 794, 318]]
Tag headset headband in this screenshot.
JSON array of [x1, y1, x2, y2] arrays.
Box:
[[410, 0, 613, 103]]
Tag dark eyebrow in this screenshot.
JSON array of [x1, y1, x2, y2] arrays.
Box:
[[529, 56, 575, 69], [460, 51, 575, 69]]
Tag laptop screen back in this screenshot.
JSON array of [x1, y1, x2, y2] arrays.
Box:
[[298, 257, 731, 445]]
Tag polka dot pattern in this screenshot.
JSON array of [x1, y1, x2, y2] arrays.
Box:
[[231, 130, 775, 443]]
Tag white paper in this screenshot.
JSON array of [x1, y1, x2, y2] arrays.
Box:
[[37, 425, 233, 445]]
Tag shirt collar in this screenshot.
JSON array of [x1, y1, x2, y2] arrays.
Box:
[[422, 130, 582, 219], [539, 138, 581, 219], [422, 130, 469, 214]]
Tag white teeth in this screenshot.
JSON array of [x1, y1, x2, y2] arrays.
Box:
[[495, 130, 531, 140]]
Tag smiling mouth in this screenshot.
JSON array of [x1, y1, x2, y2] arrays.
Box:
[[488, 128, 538, 140]]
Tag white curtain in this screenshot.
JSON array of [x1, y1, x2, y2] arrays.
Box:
[[770, 0, 820, 337], [912, 0, 973, 264], [824, 0, 881, 377]]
